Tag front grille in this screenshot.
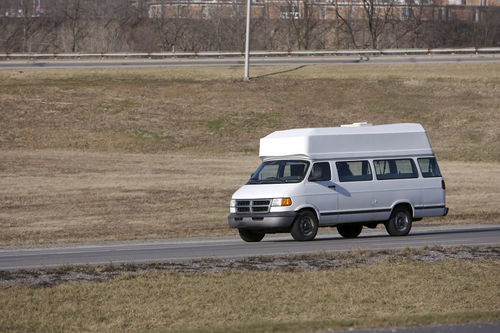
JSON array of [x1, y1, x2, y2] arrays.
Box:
[[235, 199, 271, 214]]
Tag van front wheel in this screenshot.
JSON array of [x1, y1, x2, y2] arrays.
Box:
[[385, 207, 412, 236], [291, 211, 318, 241], [238, 229, 265, 242]]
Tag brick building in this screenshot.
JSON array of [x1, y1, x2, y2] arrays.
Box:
[[146, 0, 500, 23]]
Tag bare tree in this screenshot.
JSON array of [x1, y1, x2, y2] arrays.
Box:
[[334, 0, 360, 48], [471, 6, 500, 47], [252, 8, 284, 50], [2, 0, 499, 53], [361, 0, 396, 49], [386, 0, 426, 48], [281, 0, 324, 50], [209, 4, 246, 51], [53, 0, 89, 52], [150, 1, 189, 52]]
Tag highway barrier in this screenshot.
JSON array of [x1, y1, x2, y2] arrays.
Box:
[[1, 47, 499, 60]]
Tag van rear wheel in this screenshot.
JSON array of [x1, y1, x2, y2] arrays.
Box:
[[337, 224, 363, 238], [291, 211, 318, 241], [385, 207, 412, 236], [238, 229, 265, 242]]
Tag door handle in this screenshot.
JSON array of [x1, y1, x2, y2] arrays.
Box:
[[328, 185, 336, 190]]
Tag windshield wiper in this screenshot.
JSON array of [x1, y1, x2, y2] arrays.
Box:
[[282, 179, 301, 183], [247, 179, 284, 184]]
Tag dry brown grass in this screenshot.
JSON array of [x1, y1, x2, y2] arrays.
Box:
[[439, 161, 500, 224], [1, 62, 499, 160], [0, 150, 258, 245], [0, 150, 498, 246], [1, 63, 499, 245], [1, 259, 499, 332]]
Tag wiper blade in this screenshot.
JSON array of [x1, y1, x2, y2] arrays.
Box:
[[256, 180, 283, 184], [247, 179, 284, 184]]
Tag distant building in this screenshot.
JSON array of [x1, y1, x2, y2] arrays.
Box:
[[1, 0, 498, 21], [1, 0, 44, 17], [145, 0, 500, 22]]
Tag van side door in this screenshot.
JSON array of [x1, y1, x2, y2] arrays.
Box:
[[303, 161, 338, 225], [334, 160, 382, 223]]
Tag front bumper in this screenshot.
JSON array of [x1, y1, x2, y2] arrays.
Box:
[[228, 212, 297, 231]]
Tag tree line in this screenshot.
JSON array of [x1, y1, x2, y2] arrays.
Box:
[[1, 0, 499, 53]]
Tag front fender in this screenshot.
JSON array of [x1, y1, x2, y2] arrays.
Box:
[[294, 204, 320, 221]]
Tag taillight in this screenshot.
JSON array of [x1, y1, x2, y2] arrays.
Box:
[[441, 179, 446, 190]]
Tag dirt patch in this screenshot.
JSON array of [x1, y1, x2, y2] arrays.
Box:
[[1, 246, 498, 288]]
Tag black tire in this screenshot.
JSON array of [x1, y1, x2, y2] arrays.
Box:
[[238, 229, 265, 242], [290, 210, 318, 241], [385, 206, 412, 236], [337, 224, 363, 238]]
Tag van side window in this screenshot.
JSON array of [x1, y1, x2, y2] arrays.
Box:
[[308, 162, 331, 181], [418, 158, 442, 178], [336, 161, 373, 182], [374, 159, 418, 180]]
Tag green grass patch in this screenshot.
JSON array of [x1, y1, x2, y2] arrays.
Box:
[[202, 111, 279, 136], [102, 99, 140, 114], [128, 128, 164, 141]]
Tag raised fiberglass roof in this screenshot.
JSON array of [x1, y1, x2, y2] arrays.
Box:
[[259, 123, 434, 160]]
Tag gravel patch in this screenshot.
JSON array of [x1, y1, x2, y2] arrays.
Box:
[[1, 245, 498, 288]]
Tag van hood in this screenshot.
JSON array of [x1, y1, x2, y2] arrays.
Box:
[[232, 183, 302, 200]]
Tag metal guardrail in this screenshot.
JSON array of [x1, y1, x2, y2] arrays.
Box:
[[0, 47, 499, 59]]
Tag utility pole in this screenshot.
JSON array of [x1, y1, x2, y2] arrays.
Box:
[[243, 0, 251, 81]]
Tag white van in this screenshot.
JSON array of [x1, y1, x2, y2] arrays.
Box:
[[228, 123, 448, 242]]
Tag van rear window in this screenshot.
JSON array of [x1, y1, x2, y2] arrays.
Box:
[[418, 158, 442, 178], [336, 161, 372, 182], [373, 159, 418, 180]]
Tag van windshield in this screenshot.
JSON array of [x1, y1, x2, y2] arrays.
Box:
[[247, 160, 310, 184]]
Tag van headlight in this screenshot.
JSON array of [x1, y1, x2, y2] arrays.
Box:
[[272, 197, 292, 207], [230, 199, 236, 208]]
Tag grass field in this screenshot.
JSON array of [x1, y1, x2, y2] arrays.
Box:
[[0, 151, 499, 245], [0, 63, 499, 245], [1, 257, 499, 332], [1, 63, 499, 160]]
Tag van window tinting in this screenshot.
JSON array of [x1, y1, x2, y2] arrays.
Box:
[[336, 161, 373, 182], [373, 159, 418, 180], [248, 160, 310, 184], [418, 158, 442, 178], [308, 162, 331, 181]]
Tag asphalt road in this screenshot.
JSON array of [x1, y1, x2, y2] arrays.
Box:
[[330, 321, 500, 333], [0, 54, 499, 69], [0, 224, 498, 270]]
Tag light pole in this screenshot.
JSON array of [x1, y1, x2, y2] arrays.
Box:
[[243, 0, 251, 81]]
